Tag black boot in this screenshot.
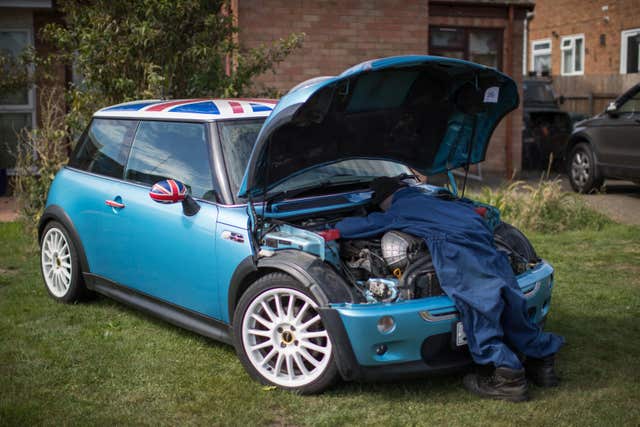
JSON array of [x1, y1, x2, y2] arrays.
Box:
[[524, 355, 559, 387], [463, 366, 529, 402]]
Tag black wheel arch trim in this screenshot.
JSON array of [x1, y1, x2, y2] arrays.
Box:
[[318, 307, 363, 381], [567, 132, 600, 166], [38, 205, 90, 274], [227, 250, 359, 324]]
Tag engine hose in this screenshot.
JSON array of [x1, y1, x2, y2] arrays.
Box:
[[398, 256, 434, 298]]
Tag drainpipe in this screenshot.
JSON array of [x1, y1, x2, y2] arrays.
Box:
[[505, 5, 514, 178], [523, 11, 535, 75]]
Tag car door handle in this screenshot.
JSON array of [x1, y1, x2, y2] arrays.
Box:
[[105, 199, 125, 209]]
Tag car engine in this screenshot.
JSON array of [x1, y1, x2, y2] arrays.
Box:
[[269, 215, 539, 304], [339, 223, 539, 304], [340, 230, 443, 303]]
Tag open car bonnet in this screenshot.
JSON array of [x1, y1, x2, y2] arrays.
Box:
[[238, 55, 518, 199]]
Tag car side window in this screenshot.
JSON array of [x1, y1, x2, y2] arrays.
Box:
[[68, 119, 138, 178], [617, 90, 640, 114], [124, 121, 217, 201]]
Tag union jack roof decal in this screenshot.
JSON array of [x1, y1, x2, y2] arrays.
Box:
[[95, 98, 278, 120]]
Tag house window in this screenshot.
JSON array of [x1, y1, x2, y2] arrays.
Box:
[[560, 34, 584, 76], [531, 39, 552, 74], [429, 27, 502, 69], [620, 28, 640, 74], [0, 29, 35, 171]]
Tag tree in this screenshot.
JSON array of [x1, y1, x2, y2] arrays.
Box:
[[41, 0, 303, 131], [1, 0, 302, 234]]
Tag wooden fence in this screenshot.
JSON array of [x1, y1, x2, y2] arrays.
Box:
[[551, 74, 640, 116]]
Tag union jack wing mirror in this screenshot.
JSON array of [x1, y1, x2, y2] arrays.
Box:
[[149, 179, 200, 216], [149, 179, 188, 204]]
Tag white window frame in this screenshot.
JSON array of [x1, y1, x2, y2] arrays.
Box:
[[0, 27, 37, 174], [620, 28, 640, 74], [530, 38, 552, 73], [560, 34, 585, 76]]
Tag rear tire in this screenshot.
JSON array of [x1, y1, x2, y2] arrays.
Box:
[[567, 143, 603, 193], [40, 221, 86, 303], [232, 272, 338, 394]]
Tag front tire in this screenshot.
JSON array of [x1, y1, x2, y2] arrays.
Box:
[[567, 143, 603, 193], [232, 273, 338, 394], [40, 221, 86, 303]]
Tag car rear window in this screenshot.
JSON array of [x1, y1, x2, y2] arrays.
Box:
[[68, 119, 138, 178], [124, 120, 217, 201]]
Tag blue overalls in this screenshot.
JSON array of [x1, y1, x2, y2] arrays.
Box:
[[336, 187, 564, 369]]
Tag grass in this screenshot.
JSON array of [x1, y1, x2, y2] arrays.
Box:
[[471, 178, 611, 233], [1, 220, 640, 426]]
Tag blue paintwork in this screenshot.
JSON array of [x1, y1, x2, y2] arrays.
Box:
[[50, 168, 223, 317], [249, 103, 273, 112], [331, 262, 554, 366], [47, 166, 557, 368], [215, 205, 254, 322], [43, 59, 557, 377], [171, 101, 221, 114], [102, 101, 159, 111], [238, 55, 519, 198]]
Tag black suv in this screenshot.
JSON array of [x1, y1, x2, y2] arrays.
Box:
[[566, 83, 640, 193]]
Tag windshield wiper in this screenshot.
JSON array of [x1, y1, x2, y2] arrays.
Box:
[[266, 176, 374, 203], [393, 172, 419, 182]]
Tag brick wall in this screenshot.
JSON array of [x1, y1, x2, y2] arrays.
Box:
[[528, 0, 640, 114], [238, 0, 529, 176], [238, 0, 429, 94], [529, 0, 640, 76]]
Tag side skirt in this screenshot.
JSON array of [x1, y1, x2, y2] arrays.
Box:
[[84, 273, 232, 345]]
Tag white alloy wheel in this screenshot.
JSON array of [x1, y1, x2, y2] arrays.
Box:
[[41, 227, 73, 298], [241, 287, 332, 388]]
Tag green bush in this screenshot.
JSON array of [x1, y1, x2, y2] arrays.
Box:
[[472, 178, 611, 233], [1, 0, 304, 237], [13, 88, 69, 239]]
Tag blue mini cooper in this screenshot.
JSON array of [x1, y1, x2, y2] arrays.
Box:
[[39, 56, 556, 394]]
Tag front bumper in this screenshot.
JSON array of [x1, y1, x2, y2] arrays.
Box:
[[320, 261, 555, 381]]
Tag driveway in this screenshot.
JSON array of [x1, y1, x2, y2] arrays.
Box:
[[579, 180, 640, 226]]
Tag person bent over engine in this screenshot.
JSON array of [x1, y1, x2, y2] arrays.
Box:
[[335, 177, 564, 402]]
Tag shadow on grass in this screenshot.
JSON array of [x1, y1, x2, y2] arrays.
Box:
[[81, 288, 639, 403], [84, 293, 233, 352]]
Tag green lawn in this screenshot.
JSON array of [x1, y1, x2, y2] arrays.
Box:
[[1, 221, 639, 426]]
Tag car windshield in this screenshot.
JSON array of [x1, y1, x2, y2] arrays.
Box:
[[217, 119, 411, 200], [523, 81, 556, 103]]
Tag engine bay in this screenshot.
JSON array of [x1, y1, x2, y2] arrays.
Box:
[[259, 205, 540, 305]]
